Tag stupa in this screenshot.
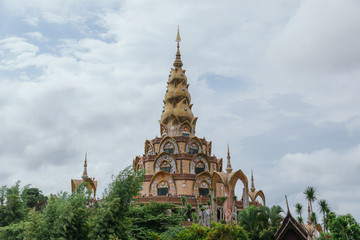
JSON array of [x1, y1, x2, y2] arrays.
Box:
[[134, 28, 265, 222]]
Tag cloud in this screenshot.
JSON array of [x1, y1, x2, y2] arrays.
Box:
[[0, 0, 360, 222], [266, 0, 360, 74], [271, 145, 360, 219]]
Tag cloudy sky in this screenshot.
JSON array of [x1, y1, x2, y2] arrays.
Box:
[[1, 0, 360, 220]]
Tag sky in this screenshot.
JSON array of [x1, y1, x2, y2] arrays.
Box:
[[1, 0, 360, 221]]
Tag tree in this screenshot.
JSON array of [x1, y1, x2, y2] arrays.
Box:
[[295, 203, 303, 219], [238, 205, 283, 240], [128, 201, 183, 239], [304, 186, 316, 214], [328, 213, 360, 240], [0, 186, 6, 206], [21, 186, 47, 209], [318, 199, 329, 232], [89, 166, 144, 240]]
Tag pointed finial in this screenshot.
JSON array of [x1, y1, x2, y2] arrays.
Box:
[[173, 26, 183, 68], [82, 152, 88, 179], [285, 195, 290, 213], [225, 144, 233, 173], [176, 25, 181, 42], [250, 169, 256, 192]]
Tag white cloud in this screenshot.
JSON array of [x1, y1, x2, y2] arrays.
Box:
[[25, 32, 48, 42], [0, 0, 360, 222]]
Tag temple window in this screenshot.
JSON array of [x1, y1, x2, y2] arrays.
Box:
[[148, 145, 153, 155], [160, 161, 171, 173], [157, 181, 169, 196], [195, 161, 205, 174], [199, 181, 209, 196], [164, 142, 175, 154], [189, 143, 199, 154]]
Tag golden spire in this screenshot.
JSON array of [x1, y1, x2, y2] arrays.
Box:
[[82, 152, 88, 179], [225, 144, 233, 173], [173, 26, 183, 68], [250, 169, 256, 192]]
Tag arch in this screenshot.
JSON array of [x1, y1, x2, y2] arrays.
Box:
[[190, 154, 209, 174], [193, 171, 212, 196], [160, 160, 171, 173], [211, 172, 226, 190], [160, 123, 167, 137], [154, 152, 177, 173], [191, 117, 198, 128], [149, 171, 176, 196], [217, 158, 223, 172], [144, 140, 154, 155], [229, 169, 249, 190], [133, 156, 144, 170], [159, 136, 179, 154], [186, 137, 202, 154], [255, 190, 266, 205], [195, 161, 205, 174], [180, 122, 191, 137]]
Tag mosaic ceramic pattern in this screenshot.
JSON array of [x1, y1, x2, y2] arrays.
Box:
[[155, 154, 177, 173], [160, 138, 179, 153], [150, 173, 176, 196], [190, 155, 209, 174], [180, 124, 191, 134], [186, 141, 202, 153], [193, 174, 211, 196]]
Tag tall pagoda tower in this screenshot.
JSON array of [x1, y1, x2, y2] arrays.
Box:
[[134, 28, 265, 222]]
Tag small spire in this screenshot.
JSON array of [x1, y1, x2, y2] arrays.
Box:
[[225, 144, 233, 173], [176, 25, 181, 42], [173, 26, 183, 68], [82, 152, 88, 179], [250, 169, 256, 192]]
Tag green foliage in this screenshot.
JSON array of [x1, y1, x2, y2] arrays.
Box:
[[89, 166, 144, 240], [0, 182, 26, 227], [21, 186, 48, 209], [23, 192, 90, 240], [328, 213, 360, 240], [304, 186, 316, 212], [128, 201, 183, 239], [0, 186, 6, 206], [174, 223, 249, 240], [174, 223, 209, 240], [0, 221, 25, 240], [238, 205, 283, 240], [160, 225, 185, 239], [207, 222, 249, 240], [295, 203, 303, 217], [89, 197, 132, 240]]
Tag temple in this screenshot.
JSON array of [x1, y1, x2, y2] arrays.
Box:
[[71, 153, 98, 198], [134, 28, 265, 222]]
